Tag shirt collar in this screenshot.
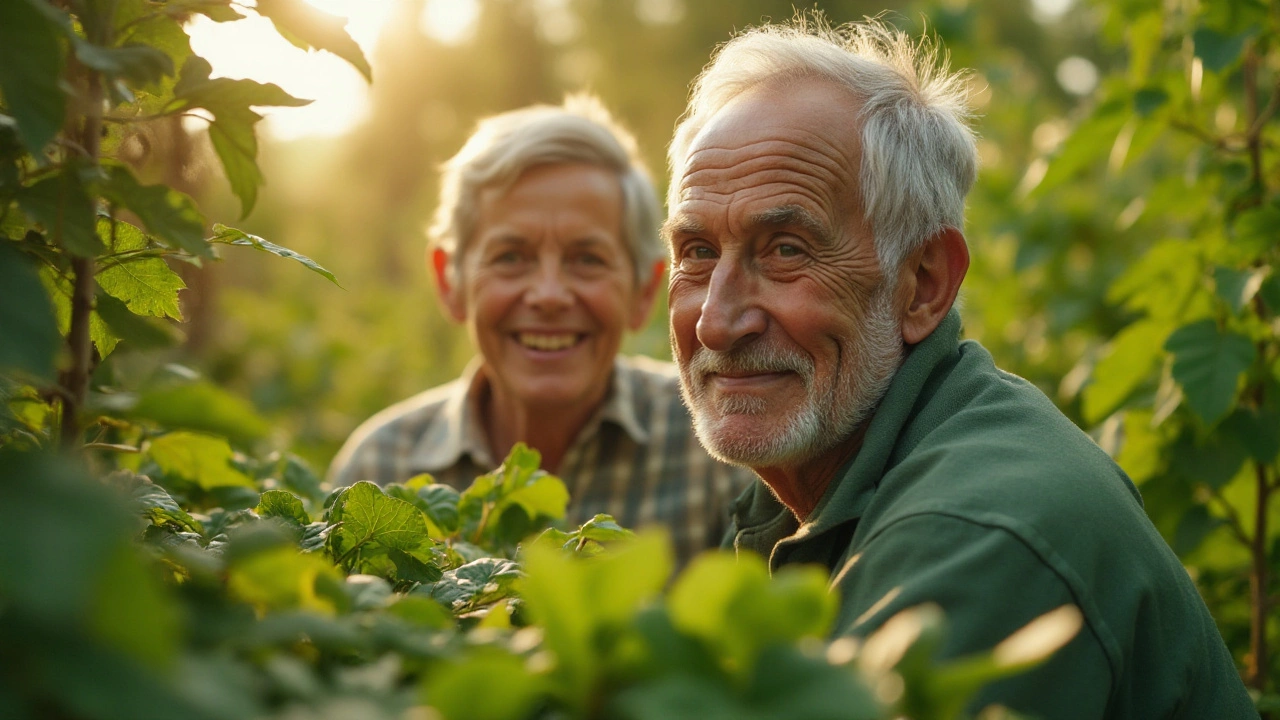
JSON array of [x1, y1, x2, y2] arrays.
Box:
[[408, 356, 650, 473]]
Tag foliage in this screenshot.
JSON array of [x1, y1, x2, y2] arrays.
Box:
[[1016, 0, 1280, 700], [0, 439, 1081, 720]]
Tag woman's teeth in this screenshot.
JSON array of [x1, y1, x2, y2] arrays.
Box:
[[517, 333, 579, 351]]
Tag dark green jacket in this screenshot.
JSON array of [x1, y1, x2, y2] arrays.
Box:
[[724, 310, 1256, 719]]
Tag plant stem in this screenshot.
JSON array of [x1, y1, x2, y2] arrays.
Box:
[[1250, 461, 1272, 691], [59, 70, 104, 450]]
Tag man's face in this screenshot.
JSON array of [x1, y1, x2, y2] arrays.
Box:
[[448, 163, 651, 411], [666, 79, 905, 469]]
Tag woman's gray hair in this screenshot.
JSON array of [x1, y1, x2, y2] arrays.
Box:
[[430, 94, 663, 282], [668, 18, 979, 276]]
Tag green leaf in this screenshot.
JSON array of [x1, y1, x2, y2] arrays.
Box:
[[130, 381, 270, 443], [173, 57, 310, 215], [168, 0, 245, 22], [1108, 239, 1202, 319], [1193, 27, 1252, 73], [1259, 273, 1280, 315], [147, 431, 256, 489], [1132, 87, 1168, 117], [228, 544, 342, 613], [89, 539, 181, 670], [257, 489, 310, 526], [97, 219, 187, 320], [104, 469, 203, 534], [1230, 205, 1280, 262], [40, 265, 119, 356], [337, 481, 431, 551], [1165, 320, 1256, 425], [1116, 410, 1166, 485], [421, 647, 545, 720], [94, 290, 181, 349], [1213, 266, 1266, 314], [1082, 320, 1173, 423], [74, 42, 173, 86], [1220, 406, 1280, 463], [1170, 431, 1249, 490], [499, 473, 569, 521], [209, 224, 339, 286], [1032, 98, 1129, 197], [0, 0, 66, 152], [254, 0, 372, 81], [668, 551, 835, 674], [428, 557, 522, 612], [100, 164, 210, 258], [18, 169, 101, 256], [1172, 505, 1224, 556], [0, 242, 59, 381]]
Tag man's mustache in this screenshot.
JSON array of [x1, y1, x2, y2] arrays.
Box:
[[687, 343, 815, 386]]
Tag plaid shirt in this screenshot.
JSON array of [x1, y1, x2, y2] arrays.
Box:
[[327, 355, 756, 566]]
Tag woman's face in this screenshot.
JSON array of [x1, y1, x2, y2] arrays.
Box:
[[440, 163, 657, 413]]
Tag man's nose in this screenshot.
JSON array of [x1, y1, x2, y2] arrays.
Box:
[[695, 260, 766, 351], [526, 257, 573, 311]]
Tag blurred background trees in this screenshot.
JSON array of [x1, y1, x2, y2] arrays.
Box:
[[90, 0, 1275, 699]]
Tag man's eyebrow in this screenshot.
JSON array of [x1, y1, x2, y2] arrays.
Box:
[[747, 205, 833, 245], [661, 216, 706, 242]]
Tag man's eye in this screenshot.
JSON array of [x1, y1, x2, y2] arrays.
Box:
[[776, 244, 802, 257], [686, 246, 717, 260]]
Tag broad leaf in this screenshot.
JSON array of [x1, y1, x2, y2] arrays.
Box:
[[148, 431, 256, 489], [18, 169, 101, 256], [94, 291, 182, 349], [228, 544, 342, 614], [0, 242, 59, 381], [0, 0, 66, 152], [336, 481, 432, 552], [40, 266, 119, 356], [104, 469, 203, 534], [97, 219, 186, 320], [130, 381, 270, 443], [100, 164, 209, 257], [209, 223, 339, 285], [173, 57, 310, 215], [1193, 27, 1252, 73], [257, 489, 310, 526], [427, 557, 521, 611], [1221, 406, 1280, 464], [422, 647, 545, 720], [255, 0, 372, 81], [1212, 266, 1266, 314], [1032, 98, 1129, 197], [1082, 320, 1172, 423], [1165, 320, 1255, 425], [74, 42, 173, 86]]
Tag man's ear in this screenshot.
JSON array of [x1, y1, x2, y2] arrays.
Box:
[[430, 247, 467, 322], [628, 259, 666, 330], [897, 227, 969, 345]]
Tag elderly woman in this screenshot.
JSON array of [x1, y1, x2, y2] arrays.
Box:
[[328, 96, 753, 563]]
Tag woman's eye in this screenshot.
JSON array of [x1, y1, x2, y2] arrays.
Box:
[[576, 253, 607, 266], [493, 250, 522, 264]]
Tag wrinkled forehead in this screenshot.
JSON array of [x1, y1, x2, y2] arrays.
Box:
[[670, 79, 867, 235]]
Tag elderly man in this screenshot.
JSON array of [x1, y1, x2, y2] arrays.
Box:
[[664, 20, 1256, 718], [330, 96, 752, 565]]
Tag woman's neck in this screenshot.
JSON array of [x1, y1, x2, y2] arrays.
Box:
[[480, 381, 606, 474]]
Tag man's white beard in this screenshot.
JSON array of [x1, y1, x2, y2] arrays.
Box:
[[679, 284, 904, 468]]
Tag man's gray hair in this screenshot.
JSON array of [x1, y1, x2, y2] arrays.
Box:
[[431, 94, 663, 281], [668, 18, 979, 275]]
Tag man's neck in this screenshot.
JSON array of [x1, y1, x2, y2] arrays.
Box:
[[753, 422, 871, 520]]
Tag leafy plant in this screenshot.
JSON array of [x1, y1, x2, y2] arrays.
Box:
[[1033, 0, 1280, 702]]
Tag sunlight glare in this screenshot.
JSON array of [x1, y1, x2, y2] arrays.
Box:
[[420, 0, 481, 45], [185, 0, 395, 141]]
